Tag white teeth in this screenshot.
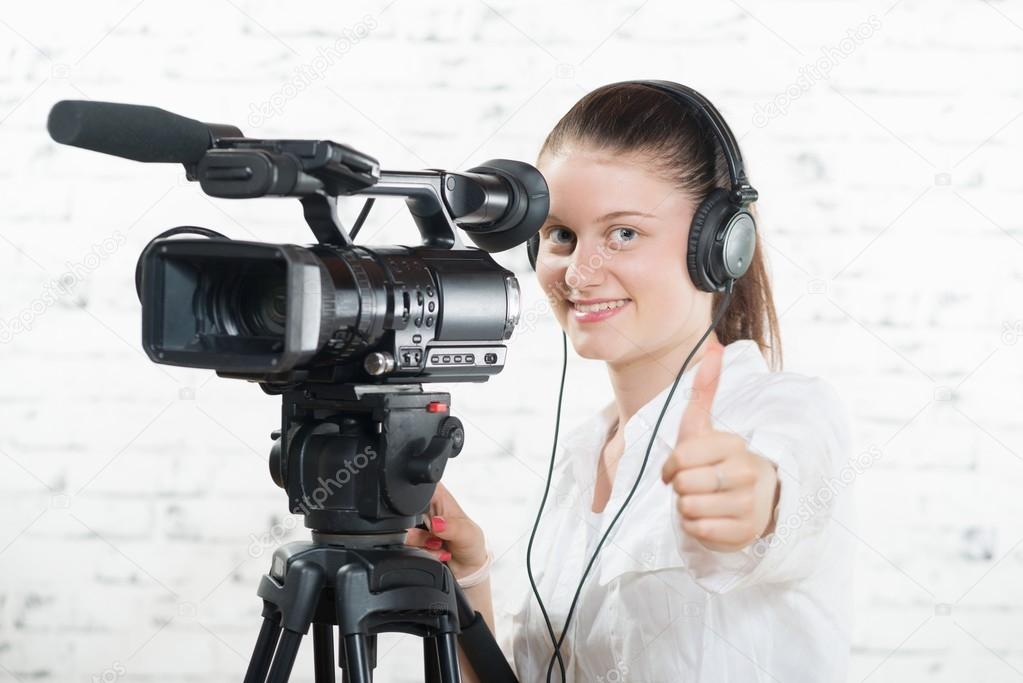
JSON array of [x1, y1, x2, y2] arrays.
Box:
[[573, 299, 630, 313]]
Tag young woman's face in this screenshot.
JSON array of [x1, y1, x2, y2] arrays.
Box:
[[535, 146, 714, 366]]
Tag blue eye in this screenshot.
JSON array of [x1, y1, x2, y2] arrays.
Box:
[[547, 227, 574, 244], [610, 227, 637, 243]]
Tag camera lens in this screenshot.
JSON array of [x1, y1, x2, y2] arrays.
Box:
[[233, 263, 287, 337], [203, 261, 287, 338], [237, 270, 287, 337]]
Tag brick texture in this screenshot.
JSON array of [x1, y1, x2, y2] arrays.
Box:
[[1, 1, 1020, 681]]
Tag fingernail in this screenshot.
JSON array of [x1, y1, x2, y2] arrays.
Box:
[[432, 515, 446, 533], [440, 550, 452, 562], [426, 537, 443, 550]]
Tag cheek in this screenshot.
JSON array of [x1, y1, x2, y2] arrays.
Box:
[[536, 267, 568, 319], [618, 260, 692, 318], [535, 266, 567, 306]]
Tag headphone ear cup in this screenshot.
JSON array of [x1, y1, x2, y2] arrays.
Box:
[[526, 233, 539, 271], [687, 188, 731, 292]]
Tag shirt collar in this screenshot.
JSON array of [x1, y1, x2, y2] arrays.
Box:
[[629, 337, 769, 448]]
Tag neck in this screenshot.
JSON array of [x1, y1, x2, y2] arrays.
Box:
[[605, 330, 720, 432]]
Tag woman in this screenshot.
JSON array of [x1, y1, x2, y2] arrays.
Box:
[[405, 81, 854, 682]]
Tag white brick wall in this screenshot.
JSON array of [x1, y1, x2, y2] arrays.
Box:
[[1, 1, 1020, 680]]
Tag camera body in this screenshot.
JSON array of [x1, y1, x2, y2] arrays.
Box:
[[141, 237, 520, 385]]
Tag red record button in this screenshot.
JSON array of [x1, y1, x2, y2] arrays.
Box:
[[426, 401, 448, 413]]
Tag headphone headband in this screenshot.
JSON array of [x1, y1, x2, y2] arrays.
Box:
[[617, 79, 759, 207]]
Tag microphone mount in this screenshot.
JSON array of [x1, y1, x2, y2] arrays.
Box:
[[48, 99, 546, 252]]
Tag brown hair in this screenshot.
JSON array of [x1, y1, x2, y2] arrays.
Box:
[[536, 82, 783, 371]]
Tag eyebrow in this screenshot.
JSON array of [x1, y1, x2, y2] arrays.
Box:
[[546, 209, 657, 224]]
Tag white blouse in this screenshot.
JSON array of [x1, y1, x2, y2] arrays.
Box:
[[498, 338, 855, 682]]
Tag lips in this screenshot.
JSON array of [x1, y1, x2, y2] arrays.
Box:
[[570, 298, 631, 313], [570, 298, 632, 323]]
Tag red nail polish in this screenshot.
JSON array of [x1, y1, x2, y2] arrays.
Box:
[[426, 538, 443, 550], [432, 516, 446, 533], [440, 550, 452, 562]]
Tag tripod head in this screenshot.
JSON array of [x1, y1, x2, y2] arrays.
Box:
[[270, 382, 463, 536]]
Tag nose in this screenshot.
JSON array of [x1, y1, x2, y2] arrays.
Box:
[[565, 237, 607, 290]]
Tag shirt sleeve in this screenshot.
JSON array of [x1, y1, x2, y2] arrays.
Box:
[[495, 602, 518, 675], [670, 375, 853, 593]]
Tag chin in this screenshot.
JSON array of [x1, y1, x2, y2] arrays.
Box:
[[573, 347, 605, 360], [567, 335, 624, 362]]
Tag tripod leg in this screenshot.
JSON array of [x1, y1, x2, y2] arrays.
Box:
[[341, 634, 373, 683], [435, 632, 461, 683], [267, 630, 304, 683], [423, 636, 441, 683], [313, 623, 335, 683], [244, 615, 283, 683]]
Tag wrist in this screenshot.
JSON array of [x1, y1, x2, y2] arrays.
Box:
[[450, 547, 488, 575], [455, 548, 493, 588]]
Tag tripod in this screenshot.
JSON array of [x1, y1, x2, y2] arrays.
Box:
[[241, 383, 518, 683]]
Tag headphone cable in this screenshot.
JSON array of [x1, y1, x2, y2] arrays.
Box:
[[527, 279, 736, 683], [525, 327, 570, 679]]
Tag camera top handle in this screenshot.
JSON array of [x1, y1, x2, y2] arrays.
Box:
[[47, 99, 549, 254]]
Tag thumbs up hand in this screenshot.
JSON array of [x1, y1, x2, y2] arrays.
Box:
[[660, 339, 781, 553]]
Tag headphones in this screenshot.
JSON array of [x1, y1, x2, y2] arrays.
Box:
[[525, 81, 760, 682], [525, 79, 759, 293]]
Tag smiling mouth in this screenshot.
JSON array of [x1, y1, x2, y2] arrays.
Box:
[[570, 298, 631, 313]]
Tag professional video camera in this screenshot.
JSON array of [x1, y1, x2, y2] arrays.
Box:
[[48, 100, 543, 683]]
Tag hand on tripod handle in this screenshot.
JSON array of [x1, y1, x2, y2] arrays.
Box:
[[405, 481, 490, 581]]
